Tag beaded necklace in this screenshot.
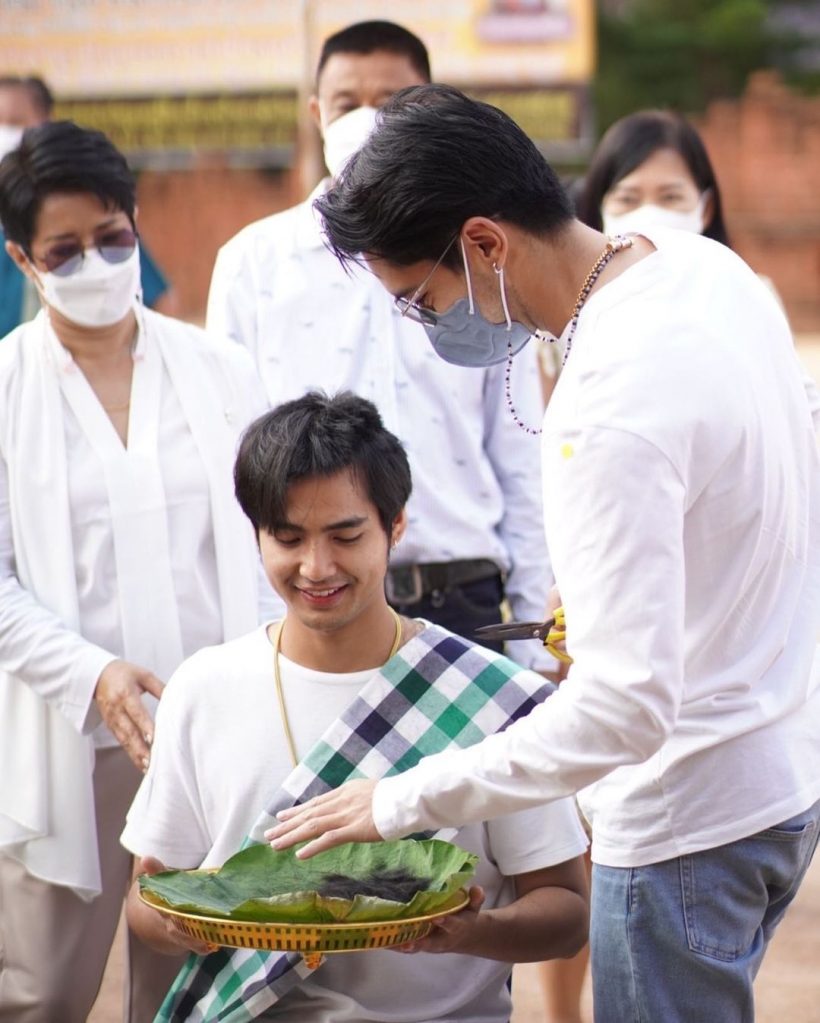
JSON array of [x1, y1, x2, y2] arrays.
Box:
[[505, 234, 634, 436]]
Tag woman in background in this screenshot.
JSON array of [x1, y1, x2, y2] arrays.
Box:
[[575, 108, 730, 245], [0, 121, 274, 1022]]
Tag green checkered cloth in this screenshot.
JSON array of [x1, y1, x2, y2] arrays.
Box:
[[155, 623, 553, 1022]]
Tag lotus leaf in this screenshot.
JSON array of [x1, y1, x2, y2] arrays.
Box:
[[139, 838, 477, 923]]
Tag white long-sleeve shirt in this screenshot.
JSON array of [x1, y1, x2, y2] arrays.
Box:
[[371, 228, 820, 868], [206, 183, 556, 670]]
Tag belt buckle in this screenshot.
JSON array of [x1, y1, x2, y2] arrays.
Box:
[[385, 564, 424, 605]]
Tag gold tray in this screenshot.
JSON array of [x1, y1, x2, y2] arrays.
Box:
[[140, 888, 469, 966]]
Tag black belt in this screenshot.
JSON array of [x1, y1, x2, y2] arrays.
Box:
[[385, 558, 501, 605]]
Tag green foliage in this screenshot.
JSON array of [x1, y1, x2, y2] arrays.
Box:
[[595, 0, 813, 131], [139, 838, 477, 924]]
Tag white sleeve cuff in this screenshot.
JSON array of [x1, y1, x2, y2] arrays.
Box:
[[69, 647, 119, 735], [372, 773, 420, 840]]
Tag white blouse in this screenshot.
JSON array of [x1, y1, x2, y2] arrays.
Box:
[[0, 308, 270, 896], [52, 324, 224, 745]]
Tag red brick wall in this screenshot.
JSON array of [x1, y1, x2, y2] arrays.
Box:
[[135, 157, 301, 323], [696, 72, 820, 332]]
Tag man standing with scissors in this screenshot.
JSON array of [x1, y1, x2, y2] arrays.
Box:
[[267, 85, 820, 1023]]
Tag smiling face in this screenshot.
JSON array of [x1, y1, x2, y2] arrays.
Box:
[[258, 469, 406, 637]]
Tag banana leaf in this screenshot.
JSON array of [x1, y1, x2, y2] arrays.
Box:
[[139, 839, 477, 923]]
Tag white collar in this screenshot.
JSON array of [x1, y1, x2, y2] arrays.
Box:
[[294, 178, 333, 252]]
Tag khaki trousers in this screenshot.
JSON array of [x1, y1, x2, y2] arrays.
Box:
[[0, 746, 185, 1022]]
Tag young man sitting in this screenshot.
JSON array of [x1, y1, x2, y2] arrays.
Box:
[[122, 391, 588, 1022]]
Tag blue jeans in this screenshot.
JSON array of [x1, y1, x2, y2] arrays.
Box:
[[590, 797, 820, 1023]]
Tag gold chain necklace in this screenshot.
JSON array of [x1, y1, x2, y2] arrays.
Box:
[[272, 608, 404, 768]]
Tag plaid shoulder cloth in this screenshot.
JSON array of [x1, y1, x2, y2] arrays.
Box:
[[155, 623, 554, 1023]]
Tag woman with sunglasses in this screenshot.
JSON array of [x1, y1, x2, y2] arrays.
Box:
[[0, 121, 274, 1022]]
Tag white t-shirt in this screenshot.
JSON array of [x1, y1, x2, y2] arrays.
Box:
[[122, 625, 588, 1023], [371, 229, 820, 868]]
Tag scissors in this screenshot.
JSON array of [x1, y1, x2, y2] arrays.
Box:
[[474, 606, 572, 664]]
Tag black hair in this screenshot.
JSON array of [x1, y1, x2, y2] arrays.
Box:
[[575, 109, 730, 247], [317, 20, 431, 84], [234, 392, 412, 538], [0, 120, 136, 253], [315, 84, 574, 270]]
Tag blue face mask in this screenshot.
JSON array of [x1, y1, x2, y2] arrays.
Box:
[[396, 238, 532, 368]]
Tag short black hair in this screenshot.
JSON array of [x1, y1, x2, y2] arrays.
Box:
[[575, 109, 730, 247], [0, 120, 136, 252], [317, 20, 431, 84], [234, 392, 412, 538], [314, 84, 574, 271]]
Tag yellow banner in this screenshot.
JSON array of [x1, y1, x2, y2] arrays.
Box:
[[2, 0, 593, 97], [54, 86, 585, 159]]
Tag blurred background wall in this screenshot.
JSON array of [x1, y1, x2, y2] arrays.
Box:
[[2, 0, 819, 328]]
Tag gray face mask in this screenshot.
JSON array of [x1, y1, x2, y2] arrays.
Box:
[[396, 238, 532, 368]]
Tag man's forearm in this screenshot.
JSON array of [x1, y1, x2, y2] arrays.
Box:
[[457, 887, 588, 963]]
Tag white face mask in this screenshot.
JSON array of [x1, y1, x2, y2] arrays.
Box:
[[602, 194, 708, 237], [321, 105, 379, 179], [33, 245, 141, 328], [0, 124, 24, 162]]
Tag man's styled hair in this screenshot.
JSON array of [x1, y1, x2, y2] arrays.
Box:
[[314, 84, 574, 270], [234, 392, 412, 537], [0, 120, 136, 252], [316, 20, 431, 84]]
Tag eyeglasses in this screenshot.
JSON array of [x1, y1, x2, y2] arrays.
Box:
[[394, 235, 458, 326], [35, 227, 138, 278]]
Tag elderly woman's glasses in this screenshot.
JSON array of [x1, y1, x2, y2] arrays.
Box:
[[37, 227, 137, 278]]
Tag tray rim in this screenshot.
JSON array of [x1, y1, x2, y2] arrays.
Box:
[[138, 886, 470, 932]]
